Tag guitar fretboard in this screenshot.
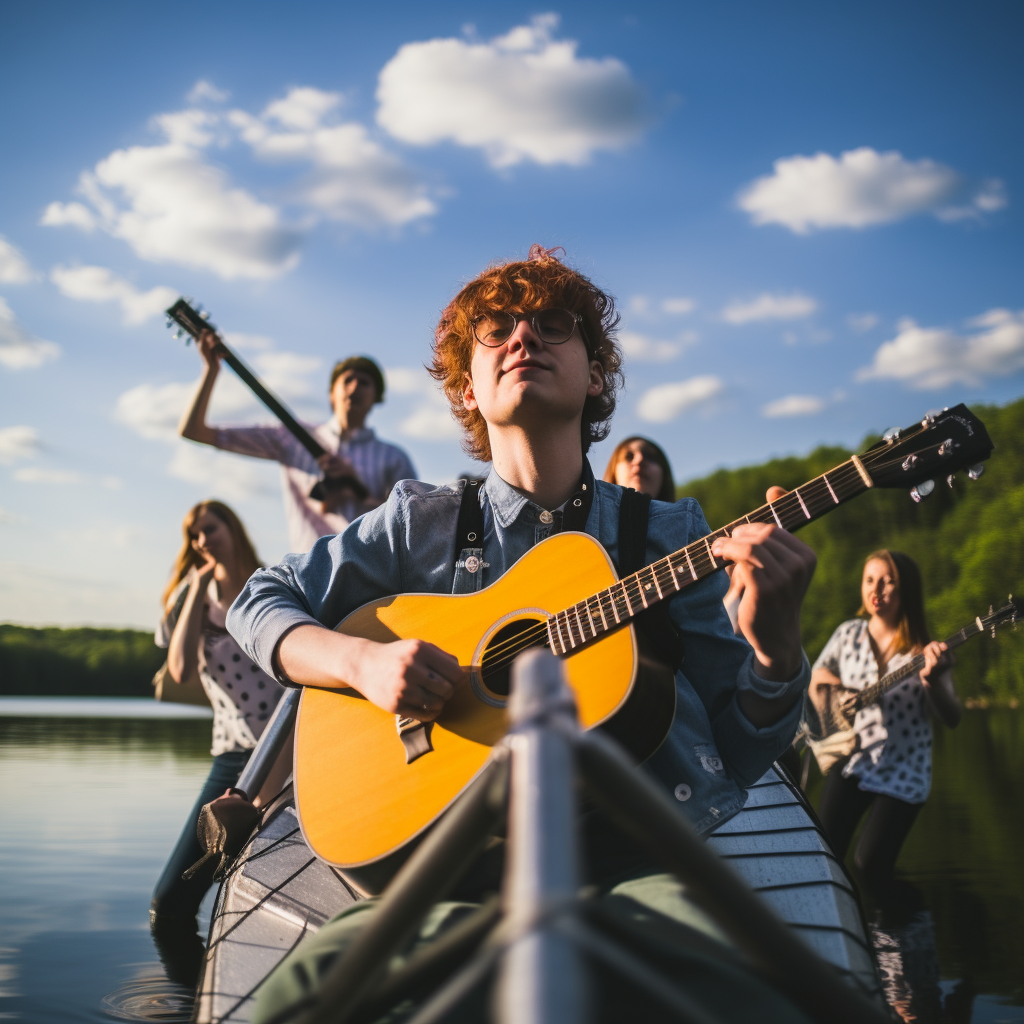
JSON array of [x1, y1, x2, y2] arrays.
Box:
[[545, 456, 875, 654]]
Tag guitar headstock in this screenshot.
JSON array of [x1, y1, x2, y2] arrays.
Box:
[[165, 297, 215, 344], [857, 404, 994, 500], [980, 596, 1020, 637]]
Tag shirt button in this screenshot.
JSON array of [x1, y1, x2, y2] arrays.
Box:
[[539, 510, 554, 524], [674, 783, 691, 802]]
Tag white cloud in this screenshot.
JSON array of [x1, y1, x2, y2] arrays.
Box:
[[857, 309, 1024, 389], [0, 236, 37, 284], [721, 292, 817, 324], [187, 80, 229, 104], [50, 264, 178, 325], [0, 298, 61, 370], [167, 443, 277, 501], [42, 109, 302, 280], [11, 465, 122, 488], [376, 14, 648, 168], [384, 365, 460, 441], [253, 350, 322, 400], [762, 394, 825, 418], [40, 201, 98, 231], [230, 87, 437, 227], [0, 425, 42, 464], [619, 330, 687, 362], [738, 148, 1007, 234], [847, 312, 879, 333], [636, 375, 723, 423], [661, 297, 696, 316]]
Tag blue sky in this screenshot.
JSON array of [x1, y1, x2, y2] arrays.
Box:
[[1, 1, 1021, 627]]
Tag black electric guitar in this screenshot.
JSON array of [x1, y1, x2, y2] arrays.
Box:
[[165, 298, 369, 506], [805, 596, 1020, 774]]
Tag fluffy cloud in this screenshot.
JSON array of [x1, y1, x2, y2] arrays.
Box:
[[12, 467, 121, 488], [50, 265, 178, 325], [636, 375, 723, 423], [230, 87, 437, 227], [385, 365, 460, 441], [857, 309, 1024, 389], [738, 148, 1007, 234], [0, 425, 42, 464], [847, 312, 879, 333], [721, 292, 817, 325], [0, 236, 37, 284], [0, 298, 60, 370], [619, 330, 691, 362], [41, 108, 302, 280], [377, 14, 647, 167], [661, 297, 696, 316], [167, 443, 278, 501], [762, 395, 825, 418]]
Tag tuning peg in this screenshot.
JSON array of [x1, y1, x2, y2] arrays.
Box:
[[968, 463, 985, 480], [946, 474, 956, 488], [902, 454, 918, 471], [173, 328, 184, 340], [883, 427, 901, 443], [201, 310, 211, 320], [910, 479, 935, 502]]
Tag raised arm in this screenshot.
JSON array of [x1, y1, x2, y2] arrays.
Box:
[[178, 329, 223, 446], [167, 565, 214, 684]]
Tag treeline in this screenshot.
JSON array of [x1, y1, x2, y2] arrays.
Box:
[[678, 395, 1024, 705], [0, 625, 163, 697]]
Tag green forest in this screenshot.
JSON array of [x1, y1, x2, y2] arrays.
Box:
[[679, 395, 1024, 705], [2, 396, 1022, 703]]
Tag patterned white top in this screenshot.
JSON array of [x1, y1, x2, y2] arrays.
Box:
[[157, 577, 286, 756], [814, 618, 933, 803], [213, 421, 416, 553]]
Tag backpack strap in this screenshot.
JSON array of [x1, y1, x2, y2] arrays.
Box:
[[617, 488, 685, 671]]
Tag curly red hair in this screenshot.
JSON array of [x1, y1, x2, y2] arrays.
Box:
[[430, 248, 623, 463]]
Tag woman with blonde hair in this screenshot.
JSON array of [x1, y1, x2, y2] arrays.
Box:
[[810, 550, 960, 882], [151, 500, 285, 928], [603, 435, 676, 502]]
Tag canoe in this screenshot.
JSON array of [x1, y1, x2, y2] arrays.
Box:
[[192, 763, 883, 1022]]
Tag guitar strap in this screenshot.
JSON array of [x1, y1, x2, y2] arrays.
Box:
[[617, 488, 686, 671]]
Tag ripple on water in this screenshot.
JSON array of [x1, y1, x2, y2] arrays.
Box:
[[101, 964, 193, 1023]]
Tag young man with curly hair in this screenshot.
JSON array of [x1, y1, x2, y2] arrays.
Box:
[[228, 246, 817, 1019]]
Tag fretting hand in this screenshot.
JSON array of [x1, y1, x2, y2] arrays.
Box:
[[918, 641, 951, 687], [711, 515, 816, 682]]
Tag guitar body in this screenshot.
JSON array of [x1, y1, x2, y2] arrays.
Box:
[[295, 531, 674, 868]]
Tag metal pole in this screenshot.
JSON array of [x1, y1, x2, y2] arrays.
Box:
[[295, 754, 508, 1024], [575, 729, 892, 1024], [495, 649, 587, 1024], [233, 687, 301, 800]]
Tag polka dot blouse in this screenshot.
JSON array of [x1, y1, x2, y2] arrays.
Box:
[[813, 619, 933, 804]]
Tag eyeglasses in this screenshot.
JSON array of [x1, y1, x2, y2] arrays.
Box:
[[472, 308, 585, 348]]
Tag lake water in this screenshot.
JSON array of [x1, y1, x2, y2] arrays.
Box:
[[1, 698, 1022, 1023]]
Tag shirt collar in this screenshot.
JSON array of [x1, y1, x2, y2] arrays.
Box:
[[327, 420, 375, 442], [483, 459, 596, 530]]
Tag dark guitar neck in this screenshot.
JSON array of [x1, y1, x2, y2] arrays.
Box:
[[547, 455, 878, 654], [852, 617, 985, 712], [216, 346, 326, 461]]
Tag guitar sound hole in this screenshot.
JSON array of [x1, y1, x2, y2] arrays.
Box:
[[480, 619, 548, 697]]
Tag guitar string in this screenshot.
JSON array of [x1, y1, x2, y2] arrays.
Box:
[[478, 458, 879, 672], [478, 433, 975, 674], [477, 447, 940, 672]]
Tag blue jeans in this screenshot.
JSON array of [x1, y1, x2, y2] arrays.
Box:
[[150, 749, 251, 922]]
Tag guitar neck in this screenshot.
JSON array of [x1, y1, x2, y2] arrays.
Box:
[[547, 456, 877, 654], [853, 616, 987, 711], [217, 345, 327, 461]]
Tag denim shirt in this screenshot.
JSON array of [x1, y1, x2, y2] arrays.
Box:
[[227, 461, 809, 835]]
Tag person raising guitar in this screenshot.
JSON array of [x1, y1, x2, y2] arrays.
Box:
[[180, 336, 416, 553], [226, 245, 817, 1016], [810, 550, 961, 884]]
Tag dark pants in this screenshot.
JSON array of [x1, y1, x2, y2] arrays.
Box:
[[818, 767, 921, 884], [151, 749, 251, 922]]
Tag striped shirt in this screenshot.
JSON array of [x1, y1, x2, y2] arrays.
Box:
[[213, 422, 416, 553]]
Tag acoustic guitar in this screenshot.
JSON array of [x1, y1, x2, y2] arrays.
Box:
[[294, 405, 993, 868], [804, 595, 1019, 774], [165, 298, 369, 506]]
